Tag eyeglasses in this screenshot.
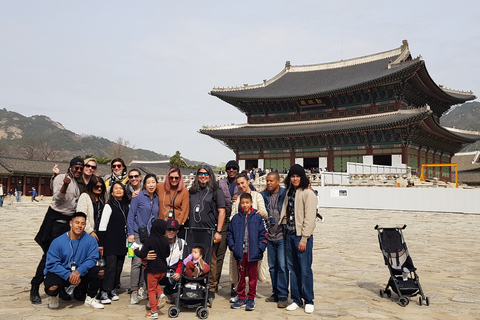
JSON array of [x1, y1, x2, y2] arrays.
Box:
[[72, 166, 83, 171], [112, 164, 123, 169], [197, 172, 209, 176], [226, 166, 238, 171], [94, 185, 103, 190], [170, 176, 180, 180], [129, 175, 139, 179], [85, 164, 97, 170]]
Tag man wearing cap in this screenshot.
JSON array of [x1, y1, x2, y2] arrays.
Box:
[[30, 157, 85, 304], [280, 164, 317, 314]]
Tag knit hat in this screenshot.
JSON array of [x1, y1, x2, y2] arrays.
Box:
[[70, 157, 85, 167], [288, 164, 306, 177], [226, 160, 239, 170]]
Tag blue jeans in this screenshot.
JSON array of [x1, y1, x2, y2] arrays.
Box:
[[16, 191, 22, 202], [286, 233, 314, 306], [0, 195, 4, 207], [267, 239, 288, 299]]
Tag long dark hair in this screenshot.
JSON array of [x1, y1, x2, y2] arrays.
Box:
[[108, 181, 129, 205], [189, 165, 218, 194], [85, 175, 106, 203], [284, 172, 310, 191], [143, 174, 158, 189]]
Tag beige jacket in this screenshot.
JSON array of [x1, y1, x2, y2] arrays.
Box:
[[280, 187, 317, 243]]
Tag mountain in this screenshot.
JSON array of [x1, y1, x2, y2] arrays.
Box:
[[440, 101, 480, 152], [0, 108, 203, 165]]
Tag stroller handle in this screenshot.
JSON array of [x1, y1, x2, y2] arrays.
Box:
[[375, 224, 407, 230]]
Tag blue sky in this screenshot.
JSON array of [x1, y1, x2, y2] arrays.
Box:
[[0, 1, 479, 165]]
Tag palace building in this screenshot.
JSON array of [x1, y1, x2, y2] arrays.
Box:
[[200, 40, 477, 180]]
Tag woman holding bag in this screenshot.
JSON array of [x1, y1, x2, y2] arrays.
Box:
[[127, 174, 159, 304]]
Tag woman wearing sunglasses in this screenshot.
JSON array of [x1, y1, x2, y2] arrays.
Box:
[[157, 167, 189, 230], [104, 158, 129, 194], [77, 176, 107, 242], [125, 169, 143, 202], [127, 174, 159, 304]]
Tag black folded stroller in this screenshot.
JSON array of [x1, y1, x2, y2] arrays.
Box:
[[168, 226, 215, 319], [375, 225, 429, 307]]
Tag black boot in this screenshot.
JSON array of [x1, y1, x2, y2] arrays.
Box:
[[30, 283, 41, 304]]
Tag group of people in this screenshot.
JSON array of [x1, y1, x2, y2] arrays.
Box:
[[0, 181, 33, 206], [29, 157, 317, 317]]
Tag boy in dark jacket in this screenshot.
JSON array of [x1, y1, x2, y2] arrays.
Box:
[[227, 193, 267, 311], [134, 219, 170, 319]]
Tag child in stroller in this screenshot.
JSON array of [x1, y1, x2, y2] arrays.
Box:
[[168, 226, 215, 319], [375, 224, 429, 307]]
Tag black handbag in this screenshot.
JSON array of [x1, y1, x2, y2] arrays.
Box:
[[138, 226, 149, 243]]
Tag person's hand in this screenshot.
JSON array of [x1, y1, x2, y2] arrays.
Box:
[[69, 270, 81, 286], [232, 194, 238, 202], [63, 172, 72, 184], [173, 273, 180, 281], [128, 235, 135, 243], [298, 241, 306, 252], [90, 231, 99, 242], [146, 250, 157, 260], [99, 246, 104, 256], [214, 232, 222, 243], [52, 164, 60, 175], [132, 191, 139, 199]]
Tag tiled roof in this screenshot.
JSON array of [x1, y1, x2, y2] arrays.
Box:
[[0, 157, 110, 176], [201, 109, 431, 139], [210, 40, 475, 104]]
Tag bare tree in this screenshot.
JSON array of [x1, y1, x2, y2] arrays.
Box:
[[39, 141, 60, 160], [109, 137, 136, 163], [0, 140, 8, 156], [23, 139, 36, 159]]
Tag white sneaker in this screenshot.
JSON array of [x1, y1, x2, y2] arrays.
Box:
[[99, 291, 111, 304], [110, 290, 119, 301], [48, 295, 59, 309], [84, 296, 104, 309], [286, 302, 299, 311], [229, 295, 239, 303], [305, 304, 314, 314], [130, 291, 139, 304], [158, 293, 167, 309], [138, 287, 148, 300]]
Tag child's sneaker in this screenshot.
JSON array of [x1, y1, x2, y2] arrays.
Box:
[[245, 299, 255, 311], [231, 298, 246, 309], [145, 311, 158, 319], [157, 293, 167, 309]]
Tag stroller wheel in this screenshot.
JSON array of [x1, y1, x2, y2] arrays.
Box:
[[385, 289, 391, 298], [168, 306, 179, 318], [397, 297, 409, 307], [197, 307, 209, 319], [425, 297, 430, 306], [379, 289, 384, 298]]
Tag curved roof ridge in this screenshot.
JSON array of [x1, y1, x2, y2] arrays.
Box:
[[211, 40, 410, 93], [438, 85, 474, 96], [201, 108, 430, 132], [444, 127, 480, 136]]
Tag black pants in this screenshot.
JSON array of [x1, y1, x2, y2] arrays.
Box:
[[32, 211, 71, 285], [44, 266, 104, 298], [102, 255, 125, 291], [214, 221, 229, 289]]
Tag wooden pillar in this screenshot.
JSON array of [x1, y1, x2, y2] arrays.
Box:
[[327, 150, 334, 172]]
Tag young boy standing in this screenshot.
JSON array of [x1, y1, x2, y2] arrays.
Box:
[[227, 193, 267, 311]]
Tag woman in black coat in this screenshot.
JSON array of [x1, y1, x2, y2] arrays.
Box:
[[97, 181, 129, 303]]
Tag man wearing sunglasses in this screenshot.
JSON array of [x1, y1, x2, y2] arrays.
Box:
[[125, 169, 143, 202], [30, 157, 85, 305], [187, 165, 226, 301]]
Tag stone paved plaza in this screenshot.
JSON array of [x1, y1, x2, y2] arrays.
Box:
[[1, 198, 479, 320]]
